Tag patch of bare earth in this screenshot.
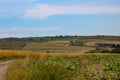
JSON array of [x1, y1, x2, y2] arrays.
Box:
[[0, 61, 15, 80]]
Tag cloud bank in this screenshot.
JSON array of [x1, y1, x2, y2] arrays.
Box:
[[0, 26, 60, 38], [23, 4, 120, 19], [0, 33, 14, 38], [0, 26, 60, 33]]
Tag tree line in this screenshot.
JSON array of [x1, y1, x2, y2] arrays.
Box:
[[0, 35, 120, 42]]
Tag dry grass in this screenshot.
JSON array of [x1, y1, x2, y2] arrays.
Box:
[[0, 50, 41, 62], [0, 50, 119, 62], [0, 50, 119, 57]]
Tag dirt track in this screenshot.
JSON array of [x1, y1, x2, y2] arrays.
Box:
[[0, 61, 14, 80]]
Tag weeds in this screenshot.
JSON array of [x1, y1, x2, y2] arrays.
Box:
[[7, 54, 120, 80]]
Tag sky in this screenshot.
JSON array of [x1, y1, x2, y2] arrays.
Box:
[[0, 0, 120, 38]]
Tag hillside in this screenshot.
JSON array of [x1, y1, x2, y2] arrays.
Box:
[[0, 35, 120, 53]]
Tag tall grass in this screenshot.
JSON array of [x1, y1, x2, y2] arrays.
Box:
[[7, 56, 120, 80], [0, 50, 48, 62], [0, 50, 119, 62]]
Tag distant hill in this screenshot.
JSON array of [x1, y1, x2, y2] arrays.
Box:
[[0, 35, 120, 42]]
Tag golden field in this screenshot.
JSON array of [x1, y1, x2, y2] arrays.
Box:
[[0, 50, 119, 62]]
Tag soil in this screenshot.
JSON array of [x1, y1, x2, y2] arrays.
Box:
[[0, 60, 15, 80]]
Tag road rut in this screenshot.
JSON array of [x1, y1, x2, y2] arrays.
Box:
[[0, 61, 15, 80]]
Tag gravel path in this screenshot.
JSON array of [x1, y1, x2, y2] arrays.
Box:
[[0, 61, 15, 80]]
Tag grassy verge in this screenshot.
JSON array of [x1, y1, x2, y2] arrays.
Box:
[[5, 51, 120, 80], [0, 50, 48, 62]]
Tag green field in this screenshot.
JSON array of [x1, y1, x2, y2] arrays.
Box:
[[7, 54, 120, 80]]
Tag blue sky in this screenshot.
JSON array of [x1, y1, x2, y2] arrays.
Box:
[[0, 0, 120, 38]]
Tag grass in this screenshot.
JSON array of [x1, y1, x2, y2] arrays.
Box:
[[0, 50, 119, 62], [0, 50, 119, 80], [0, 50, 25, 62], [7, 55, 120, 80], [0, 50, 48, 62]]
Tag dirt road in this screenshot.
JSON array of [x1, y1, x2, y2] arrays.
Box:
[[0, 61, 15, 80]]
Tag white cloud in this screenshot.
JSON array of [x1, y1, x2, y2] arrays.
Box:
[[0, 26, 60, 32], [23, 4, 120, 19], [0, 33, 14, 38]]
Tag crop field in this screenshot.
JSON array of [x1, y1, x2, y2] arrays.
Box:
[[0, 39, 120, 53], [22, 40, 94, 53], [1, 50, 118, 80], [85, 39, 120, 46], [0, 38, 120, 80], [1, 50, 118, 62], [21, 39, 120, 53]]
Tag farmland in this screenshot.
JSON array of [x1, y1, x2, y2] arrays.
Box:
[[1, 36, 120, 53], [0, 50, 118, 80], [22, 40, 94, 53], [0, 50, 119, 80], [0, 36, 120, 80]]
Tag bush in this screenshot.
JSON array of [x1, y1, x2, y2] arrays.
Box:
[[69, 40, 84, 46], [111, 48, 120, 53]]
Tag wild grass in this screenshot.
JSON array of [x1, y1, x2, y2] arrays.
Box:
[[1, 50, 118, 80], [0, 50, 119, 62], [0, 50, 48, 62], [7, 55, 120, 80]]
